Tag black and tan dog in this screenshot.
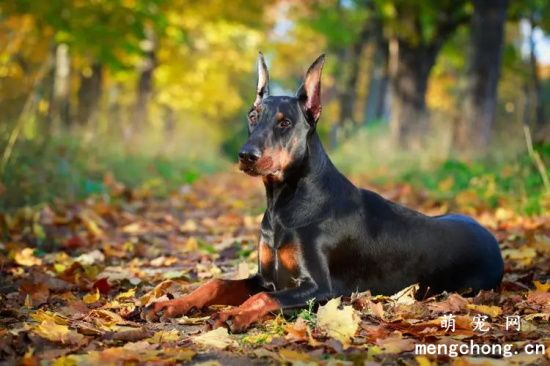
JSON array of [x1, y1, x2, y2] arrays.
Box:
[[146, 54, 504, 332]]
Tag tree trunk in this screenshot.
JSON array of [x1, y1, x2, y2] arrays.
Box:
[[528, 14, 544, 131], [389, 39, 438, 149], [77, 62, 103, 127], [364, 35, 389, 124], [456, 0, 508, 154], [338, 29, 368, 125], [49, 43, 71, 128], [132, 28, 156, 133]]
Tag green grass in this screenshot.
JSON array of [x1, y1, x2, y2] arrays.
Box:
[[331, 122, 549, 215], [399, 154, 548, 215], [0, 134, 228, 210], [2, 123, 548, 216]]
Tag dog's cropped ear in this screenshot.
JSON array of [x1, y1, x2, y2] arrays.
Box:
[[254, 52, 270, 108], [296, 54, 325, 125]]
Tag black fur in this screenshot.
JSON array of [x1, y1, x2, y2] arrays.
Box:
[[237, 54, 504, 310]]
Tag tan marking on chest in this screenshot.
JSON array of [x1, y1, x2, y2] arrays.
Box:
[[278, 243, 299, 272], [259, 240, 274, 268]]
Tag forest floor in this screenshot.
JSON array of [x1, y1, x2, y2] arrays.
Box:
[[0, 171, 549, 365]]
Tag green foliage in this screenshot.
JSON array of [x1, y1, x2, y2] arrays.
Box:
[[373, 0, 470, 45], [331, 123, 548, 216], [400, 148, 548, 215], [0, 133, 226, 210], [289, 298, 317, 327], [302, 0, 369, 49]]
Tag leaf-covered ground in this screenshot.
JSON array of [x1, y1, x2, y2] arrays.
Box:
[[0, 172, 549, 365]]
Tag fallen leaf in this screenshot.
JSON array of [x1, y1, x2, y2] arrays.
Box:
[[88, 309, 125, 330], [391, 283, 419, 305], [115, 288, 136, 300], [502, 248, 537, 267], [428, 293, 468, 313], [147, 329, 180, 343], [316, 297, 359, 346], [14, 248, 42, 267], [83, 288, 101, 304], [31, 310, 68, 325], [93, 278, 111, 294], [376, 334, 415, 354], [20, 282, 49, 307], [34, 320, 86, 345], [75, 250, 105, 265], [285, 317, 309, 342], [193, 361, 222, 366], [193, 327, 237, 349], [466, 304, 502, 317], [533, 281, 550, 292], [278, 348, 313, 362], [415, 355, 434, 366], [527, 291, 550, 305]]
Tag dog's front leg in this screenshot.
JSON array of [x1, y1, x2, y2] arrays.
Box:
[[211, 280, 325, 333], [143, 275, 265, 321]]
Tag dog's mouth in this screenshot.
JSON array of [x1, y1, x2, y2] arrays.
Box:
[[239, 161, 280, 177]]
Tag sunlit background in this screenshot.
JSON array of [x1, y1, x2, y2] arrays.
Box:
[[0, 0, 548, 214]]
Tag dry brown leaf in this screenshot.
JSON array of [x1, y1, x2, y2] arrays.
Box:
[[428, 293, 469, 313], [376, 334, 415, 354], [285, 317, 309, 342], [390, 283, 419, 305]]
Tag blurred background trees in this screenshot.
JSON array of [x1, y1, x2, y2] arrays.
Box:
[[0, 0, 548, 212]]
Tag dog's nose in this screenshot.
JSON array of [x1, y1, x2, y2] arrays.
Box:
[[239, 146, 261, 163]]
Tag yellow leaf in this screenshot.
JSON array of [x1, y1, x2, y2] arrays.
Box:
[[501, 248, 536, 267], [193, 327, 237, 349], [181, 220, 198, 233], [89, 309, 125, 330], [14, 248, 42, 267], [115, 288, 136, 300], [316, 297, 359, 346], [147, 329, 180, 343], [83, 288, 100, 304], [415, 355, 433, 366], [534, 281, 550, 292], [34, 320, 85, 345], [31, 310, 68, 325], [466, 304, 502, 317], [278, 348, 313, 362], [185, 237, 199, 251]]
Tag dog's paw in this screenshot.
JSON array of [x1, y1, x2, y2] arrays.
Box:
[[141, 299, 193, 322], [209, 309, 259, 333]]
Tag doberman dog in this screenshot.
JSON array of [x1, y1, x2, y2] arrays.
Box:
[[145, 54, 504, 333]]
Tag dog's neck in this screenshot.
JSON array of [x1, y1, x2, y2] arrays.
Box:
[[262, 132, 349, 211]]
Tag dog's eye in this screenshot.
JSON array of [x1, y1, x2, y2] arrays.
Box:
[[248, 111, 257, 125], [278, 119, 292, 128]]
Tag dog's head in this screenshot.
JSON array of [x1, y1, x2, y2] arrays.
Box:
[[238, 53, 325, 180]]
